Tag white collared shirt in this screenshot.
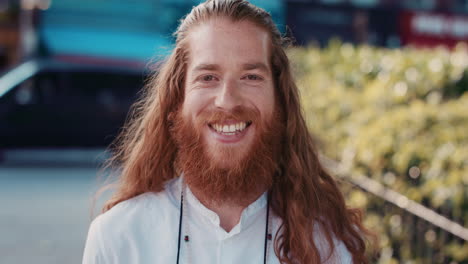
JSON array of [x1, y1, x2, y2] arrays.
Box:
[[82, 176, 352, 264]]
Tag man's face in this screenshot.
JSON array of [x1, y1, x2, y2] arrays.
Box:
[[181, 18, 275, 168]]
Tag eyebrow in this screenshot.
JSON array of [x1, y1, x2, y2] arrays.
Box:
[[191, 62, 270, 73], [242, 62, 270, 73], [192, 63, 221, 72]]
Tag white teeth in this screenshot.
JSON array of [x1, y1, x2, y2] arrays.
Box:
[[211, 122, 248, 134], [240, 122, 246, 130]]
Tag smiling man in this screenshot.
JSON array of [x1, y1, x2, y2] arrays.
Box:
[[83, 1, 369, 263]]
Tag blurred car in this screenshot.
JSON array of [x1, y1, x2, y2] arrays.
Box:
[[0, 58, 144, 147]]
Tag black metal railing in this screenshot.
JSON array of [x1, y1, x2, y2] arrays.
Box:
[[322, 156, 468, 263]]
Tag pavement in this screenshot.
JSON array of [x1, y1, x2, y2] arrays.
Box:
[[0, 149, 111, 264]]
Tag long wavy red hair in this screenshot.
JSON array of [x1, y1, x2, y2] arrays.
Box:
[[100, 0, 371, 263]]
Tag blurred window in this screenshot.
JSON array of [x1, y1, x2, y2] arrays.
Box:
[[402, 0, 438, 10], [319, 0, 347, 4], [452, 0, 468, 13], [351, 0, 380, 7]]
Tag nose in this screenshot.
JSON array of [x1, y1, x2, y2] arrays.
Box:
[[214, 79, 242, 110]]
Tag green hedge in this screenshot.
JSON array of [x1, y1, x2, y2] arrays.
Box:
[[289, 40, 468, 263]]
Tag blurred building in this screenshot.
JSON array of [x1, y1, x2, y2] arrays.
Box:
[[287, 0, 468, 47]]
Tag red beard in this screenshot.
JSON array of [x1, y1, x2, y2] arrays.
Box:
[[170, 106, 284, 206]]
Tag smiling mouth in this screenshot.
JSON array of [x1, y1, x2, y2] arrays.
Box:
[[208, 121, 252, 135]]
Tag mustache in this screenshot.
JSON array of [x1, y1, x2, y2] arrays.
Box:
[[197, 106, 260, 125]]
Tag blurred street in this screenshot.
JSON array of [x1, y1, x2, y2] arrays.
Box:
[[0, 149, 108, 264]]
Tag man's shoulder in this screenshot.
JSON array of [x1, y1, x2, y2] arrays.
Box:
[[98, 177, 180, 224], [99, 192, 160, 223], [92, 193, 154, 237], [83, 179, 181, 262], [92, 181, 180, 238]]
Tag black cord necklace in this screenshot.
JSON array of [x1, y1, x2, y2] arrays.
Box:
[[176, 183, 272, 264]]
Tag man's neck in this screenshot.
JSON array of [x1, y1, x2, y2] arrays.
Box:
[[189, 187, 266, 233], [209, 202, 245, 232]]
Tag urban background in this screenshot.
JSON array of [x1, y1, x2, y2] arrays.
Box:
[[0, 0, 467, 263]]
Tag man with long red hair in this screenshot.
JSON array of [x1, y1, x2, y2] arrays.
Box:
[[83, 0, 370, 263]]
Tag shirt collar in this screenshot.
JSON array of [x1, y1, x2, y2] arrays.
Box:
[[168, 175, 268, 238]]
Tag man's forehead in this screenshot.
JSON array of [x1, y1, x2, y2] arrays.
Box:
[[189, 17, 268, 36], [185, 18, 271, 70]]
